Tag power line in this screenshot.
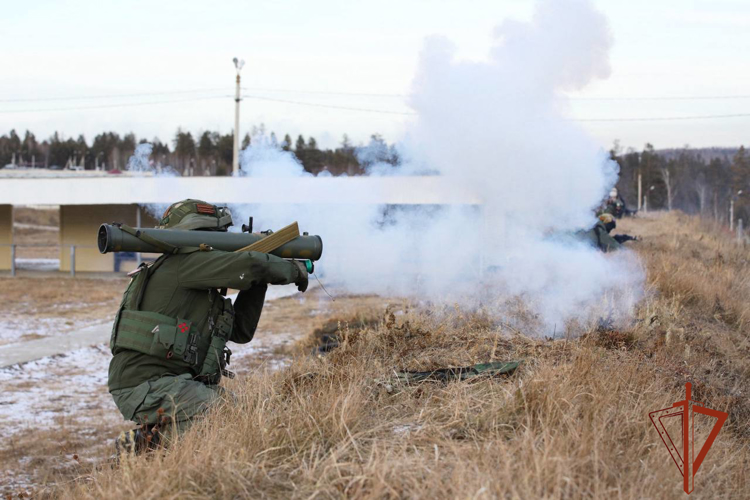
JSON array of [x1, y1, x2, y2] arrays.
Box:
[[3, 85, 750, 104], [0, 88, 232, 103], [244, 96, 750, 121], [243, 87, 750, 101], [568, 94, 750, 101], [0, 95, 231, 114], [242, 94, 416, 116], [574, 113, 750, 122], [1, 91, 749, 122], [242, 87, 405, 98]]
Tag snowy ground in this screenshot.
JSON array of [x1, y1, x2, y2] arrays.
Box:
[[0, 284, 306, 433], [0, 309, 107, 347], [0, 326, 302, 440], [13, 223, 59, 232], [14, 258, 60, 271]]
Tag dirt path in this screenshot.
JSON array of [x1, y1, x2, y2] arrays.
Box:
[[0, 322, 111, 367]]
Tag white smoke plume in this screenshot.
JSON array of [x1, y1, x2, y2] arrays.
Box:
[[130, 0, 644, 334], [229, 0, 644, 334], [127, 142, 175, 218]]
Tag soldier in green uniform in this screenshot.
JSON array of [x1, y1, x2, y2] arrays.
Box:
[[597, 188, 629, 218], [578, 213, 623, 252], [109, 199, 308, 453]]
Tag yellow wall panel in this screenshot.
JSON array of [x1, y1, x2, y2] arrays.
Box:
[[60, 205, 157, 273], [0, 205, 11, 270]]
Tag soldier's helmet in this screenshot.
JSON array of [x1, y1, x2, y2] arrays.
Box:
[[598, 213, 615, 224], [157, 199, 233, 231], [598, 212, 616, 232]]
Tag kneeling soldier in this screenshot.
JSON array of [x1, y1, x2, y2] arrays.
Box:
[[109, 199, 307, 453]]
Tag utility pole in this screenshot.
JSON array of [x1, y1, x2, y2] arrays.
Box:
[[730, 198, 734, 231], [637, 172, 642, 212], [232, 57, 245, 175]]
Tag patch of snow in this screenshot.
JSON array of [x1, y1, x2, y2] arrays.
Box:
[[13, 223, 59, 231], [0, 317, 109, 347], [0, 345, 121, 438], [392, 423, 424, 436], [15, 258, 59, 271]]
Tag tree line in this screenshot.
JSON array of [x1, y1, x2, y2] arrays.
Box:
[[611, 143, 750, 225], [0, 126, 399, 177], [2, 127, 748, 224]]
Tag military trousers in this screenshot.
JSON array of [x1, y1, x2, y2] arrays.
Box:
[[111, 373, 223, 434]]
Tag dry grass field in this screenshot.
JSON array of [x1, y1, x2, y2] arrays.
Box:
[[24, 212, 750, 498]]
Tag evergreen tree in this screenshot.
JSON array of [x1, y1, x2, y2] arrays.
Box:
[[305, 137, 324, 173], [174, 129, 196, 173], [198, 131, 214, 158], [294, 135, 307, 165], [282, 134, 292, 152]]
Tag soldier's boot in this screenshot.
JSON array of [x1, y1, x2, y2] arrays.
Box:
[[115, 426, 161, 456]]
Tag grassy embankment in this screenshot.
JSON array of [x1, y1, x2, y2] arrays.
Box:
[[53, 212, 750, 499]]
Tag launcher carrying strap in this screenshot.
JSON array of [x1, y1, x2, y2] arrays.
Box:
[[118, 224, 208, 255]]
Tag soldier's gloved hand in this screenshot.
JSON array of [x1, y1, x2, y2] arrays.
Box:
[[291, 261, 309, 292]]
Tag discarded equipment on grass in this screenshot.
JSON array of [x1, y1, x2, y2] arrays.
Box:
[[394, 361, 521, 384]]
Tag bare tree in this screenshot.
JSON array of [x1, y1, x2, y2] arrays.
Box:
[[660, 166, 677, 211], [694, 174, 709, 215]]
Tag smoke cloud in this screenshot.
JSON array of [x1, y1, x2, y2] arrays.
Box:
[[229, 0, 643, 334], [133, 0, 644, 334]]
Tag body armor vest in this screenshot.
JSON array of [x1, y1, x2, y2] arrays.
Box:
[[110, 255, 235, 385]]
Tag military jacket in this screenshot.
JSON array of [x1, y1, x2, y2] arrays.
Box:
[[580, 220, 623, 252], [108, 250, 298, 391]]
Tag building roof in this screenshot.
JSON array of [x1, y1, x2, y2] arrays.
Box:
[[0, 176, 480, 206]]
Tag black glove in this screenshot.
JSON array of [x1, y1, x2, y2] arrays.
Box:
[[291, 261, 309, 293]]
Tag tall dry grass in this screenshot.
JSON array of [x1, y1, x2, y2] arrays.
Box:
[[50, 212, 749, 499]]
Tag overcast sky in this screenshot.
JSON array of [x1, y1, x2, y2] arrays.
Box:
[[1, 0, 749, 150]]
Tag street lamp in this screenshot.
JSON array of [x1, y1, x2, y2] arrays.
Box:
[[232, 57, 245, 176]]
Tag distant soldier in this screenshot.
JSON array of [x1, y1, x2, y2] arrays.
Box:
[[597, 187, 631, 218], [109, 199, 308, 453], [578, 213, 625, 252]]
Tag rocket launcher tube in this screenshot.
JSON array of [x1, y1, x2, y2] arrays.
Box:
[[98, 224, 323, 261]]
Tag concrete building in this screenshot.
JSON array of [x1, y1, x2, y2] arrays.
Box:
[[0, 172, 479, 273]]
